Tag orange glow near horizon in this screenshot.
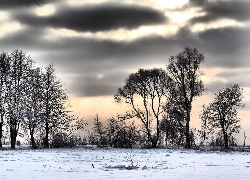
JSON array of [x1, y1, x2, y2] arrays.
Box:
[[69, 68, 250, 143], [69, 96, 132, 123]]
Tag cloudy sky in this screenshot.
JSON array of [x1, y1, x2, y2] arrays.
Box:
[[1, 0, 250, 137]]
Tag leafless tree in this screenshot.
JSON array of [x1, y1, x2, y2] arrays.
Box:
[[22, 67, 43, 148], [200, 84, 244, 149], [93, 114, 107, 147], [167, 47, 204, 148], [41, 64, 69, 148], [5, 50, 34, 149], [243, 131, 247, 147], [0, 52, 10, 147], [115, 68, 172, 148]]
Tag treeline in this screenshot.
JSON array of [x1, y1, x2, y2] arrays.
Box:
[[0, 48, 245, 150], [114, 47, 244, 149], [0, 50, 79, 149], [51, 47, 245, 150]]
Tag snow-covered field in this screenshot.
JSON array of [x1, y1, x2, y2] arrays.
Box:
[[1, 147, 250, 180]]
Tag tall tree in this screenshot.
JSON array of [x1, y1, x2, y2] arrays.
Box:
[[5, 50, 34, 149], [115, 68, 172, 148], [167, 47, 204, 148], [22, 67, 43, 148], [0, 52, 10, 147], [200, 84, 244, 149], [41, 64, 69, 148]]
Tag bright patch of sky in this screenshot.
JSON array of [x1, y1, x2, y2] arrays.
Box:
[[0, 11, 9, 22], [0, 22, 22, 38], [35, 4, 56, 17], [191, 18, 246, 32]]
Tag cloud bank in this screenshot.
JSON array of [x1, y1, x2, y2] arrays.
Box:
[[0, 0, 250, 98]]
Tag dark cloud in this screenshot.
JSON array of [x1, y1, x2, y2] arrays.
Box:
[[0, 0, 55, 9], [215, 70, 250, 88], [198, 26, 250, 68], [203, 69, 250, 100], [189, 0, 208, 6], [190, 0, 250, 24], [14, 3, 166, 32], [67, 71, 128, 97], [204, 80, 227, 95], [216, 70, 250, 79], [1, 22, 250, 97]]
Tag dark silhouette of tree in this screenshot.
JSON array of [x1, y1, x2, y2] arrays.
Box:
[[0, 52, 10, 147], [115, 68, 172, 148], [41, 64, 69, 148], [107, 116, 138, 148], [92, 114, 108, 147], [22, 67, 43, 148], [5, 50, 34, 149], [243, 131, 247, 147], [0, 50, 74, 149], [200, 84, 244, 149], [167, 47, 204, 148], [60, 115, 87, 147], [160, 116, 185, 146], [162, 87, 188, 146]]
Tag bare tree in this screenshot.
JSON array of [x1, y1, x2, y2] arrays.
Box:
[[200, 84, 244, 149], [167, 47, 204, 148], [93, 114, 107, 147], [22, 67, 43, 148], [160, 116, 185, 146], [107, 116, 138, 148], [243, 131, 247, 147], [0, 51, 73, 149], [0, 52, 10, 147], [41, 64, 69, 148], [162, 87, 187, 146], [115, 68, 172, 148], [5, 50, 34, 149]]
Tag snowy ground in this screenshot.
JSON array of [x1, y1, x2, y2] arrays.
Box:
[[1, 147, 250, 180]]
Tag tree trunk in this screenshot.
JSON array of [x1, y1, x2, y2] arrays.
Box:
[[185, 121, 191, 148], [151, 138, 158, 148], [185, 109, 191, 149], [165, 129, 168, 146], [0, 122, 2, 147], [31, 135, 36, 148], [223, 131, 229, 149], [44, 121, 49, 148], [30, 128, 37, 148], [10, 126, 17, 149]]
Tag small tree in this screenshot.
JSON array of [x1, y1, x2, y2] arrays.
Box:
[[200, 84, 244, 149], [115, 68, 172, 148], [64, 115, 87, 147], [243, 131, 247, 147], [167, 47, 205, 148], [107, 116, 138, 148], [93, 114, 108, 147]]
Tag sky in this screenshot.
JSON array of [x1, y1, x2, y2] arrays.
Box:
[[0, 0, 250, 142]]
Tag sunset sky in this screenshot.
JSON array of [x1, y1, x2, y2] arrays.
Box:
[[0, 0, 250, 142]]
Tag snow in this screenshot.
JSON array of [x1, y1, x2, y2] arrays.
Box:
[[1, 147, 250, 180]]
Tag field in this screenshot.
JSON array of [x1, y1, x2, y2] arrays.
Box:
[[1, 147, 250, 180]]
